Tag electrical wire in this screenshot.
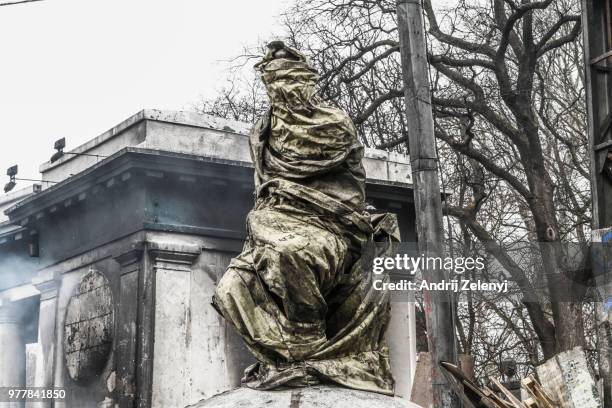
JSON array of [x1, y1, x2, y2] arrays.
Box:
[[0, 0, 45, 7]]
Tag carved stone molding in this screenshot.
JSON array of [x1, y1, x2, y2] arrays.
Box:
[[32, 277, 60, 301], [148, 241, 201, 272], [113, 243, 145, 275]]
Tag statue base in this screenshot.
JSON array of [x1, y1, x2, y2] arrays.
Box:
[[186, 385, 423, 408]]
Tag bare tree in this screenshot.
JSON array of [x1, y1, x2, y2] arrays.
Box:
[[193, 73, 268, 124], [195, 0, 603, 393]]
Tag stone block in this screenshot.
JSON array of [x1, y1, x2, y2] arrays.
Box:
[[536, 346, 602, 408], [186, 386, 423, 408]]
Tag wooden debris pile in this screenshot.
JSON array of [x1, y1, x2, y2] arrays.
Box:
[[440, 361, 557, 408], [440, 347, 602, 408]]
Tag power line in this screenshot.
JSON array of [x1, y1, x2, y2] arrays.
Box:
[[0, 0, 45, 7]]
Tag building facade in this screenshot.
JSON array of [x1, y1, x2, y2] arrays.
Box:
[[0, 110, 418, 407]]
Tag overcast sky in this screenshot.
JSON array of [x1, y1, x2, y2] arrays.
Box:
[[0, 0, 288, 186]]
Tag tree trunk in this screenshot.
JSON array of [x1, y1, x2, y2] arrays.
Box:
[[526, 161, 586, 353]]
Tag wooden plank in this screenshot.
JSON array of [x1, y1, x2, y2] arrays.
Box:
[[439, 369, 478, 408], [440, 362, 502, 407], [521, 376, 557, 408], [490, 378, 524, 408], [594, 139, 612, 152], [483, 386, 515, 408], [590, 50, 612, 65], [410, 352, 433, 406]]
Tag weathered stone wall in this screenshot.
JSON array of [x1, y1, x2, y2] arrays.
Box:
[[148, 235, 251, 407]]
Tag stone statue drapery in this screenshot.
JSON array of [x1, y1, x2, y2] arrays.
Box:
[[212, 42, 398, 395]]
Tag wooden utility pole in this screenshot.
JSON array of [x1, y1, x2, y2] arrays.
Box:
[[395, 0, 459, 406]]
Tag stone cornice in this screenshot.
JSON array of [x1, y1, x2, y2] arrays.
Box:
[[148, 241, 201, 273], [6, 147, 415, 229], [4, 148, 255, 226], [32, 273, 60, 301], [113, 242, 145, 276]]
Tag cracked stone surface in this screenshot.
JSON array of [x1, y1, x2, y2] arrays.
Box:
[[186, 386, 423, 408]]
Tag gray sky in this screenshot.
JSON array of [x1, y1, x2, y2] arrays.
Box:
[[0, 0, 288, 186]]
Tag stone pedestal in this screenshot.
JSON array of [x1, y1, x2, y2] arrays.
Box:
[[186, 386, 422, 408]]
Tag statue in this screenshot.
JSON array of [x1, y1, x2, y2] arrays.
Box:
[[212, 41, 400, 396]]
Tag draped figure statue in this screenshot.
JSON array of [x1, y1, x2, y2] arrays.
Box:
[[212, 41, 399, 395]]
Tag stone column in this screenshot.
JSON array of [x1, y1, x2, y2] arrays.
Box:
[[388, 300, 417, 399], [190, 248, 254, 396], [31, 277, 59, 408], [147, 241, 200, 408], [113, 246, 144, 408], [0, 300, 26, 408]]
